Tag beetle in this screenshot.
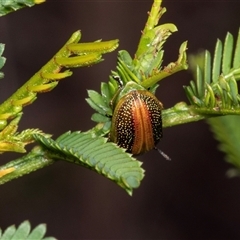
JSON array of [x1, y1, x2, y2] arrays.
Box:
[[109, 77, 167, 156]]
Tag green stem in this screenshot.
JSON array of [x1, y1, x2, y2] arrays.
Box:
[[162, 102, 205, 127], [0, 146, 55, 184], [162, 102, 240, 128], [194, 107, 240, 115], [0, 143, 92, 185], [144, 0, 162, 31], [141, 61, 187, 88], [141, 41, 188, 88], [133, 0, 162, 61]]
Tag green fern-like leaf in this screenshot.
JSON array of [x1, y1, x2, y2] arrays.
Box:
[[207, 115, 240, 176], [34, 131, 145, 195], [0, 31, 118, 131], [0, 0, 45, 16], [0, 114, 51, 153], [0, 220, 56, 240], [187, 29, 240, 176], [0, 43, 6, 79], [185, 29, 240, 113]]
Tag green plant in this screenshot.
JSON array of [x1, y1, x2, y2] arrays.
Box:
[[0, 0, 239, 199], [0, 220, 55, 240]]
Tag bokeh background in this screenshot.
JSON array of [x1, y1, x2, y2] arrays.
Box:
[[1, 0, 240, 239]]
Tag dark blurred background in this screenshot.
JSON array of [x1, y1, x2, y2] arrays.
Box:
[[1, 0, 240, 239]]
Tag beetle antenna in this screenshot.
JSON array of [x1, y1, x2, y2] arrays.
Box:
[[112, 75, 123, 88], [155, 147, 171, 161]]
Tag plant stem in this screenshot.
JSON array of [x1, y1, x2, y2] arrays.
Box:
[[162, 102, 240, 128], [162, 102, 205, 127], [0, 146, 55, 184]]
